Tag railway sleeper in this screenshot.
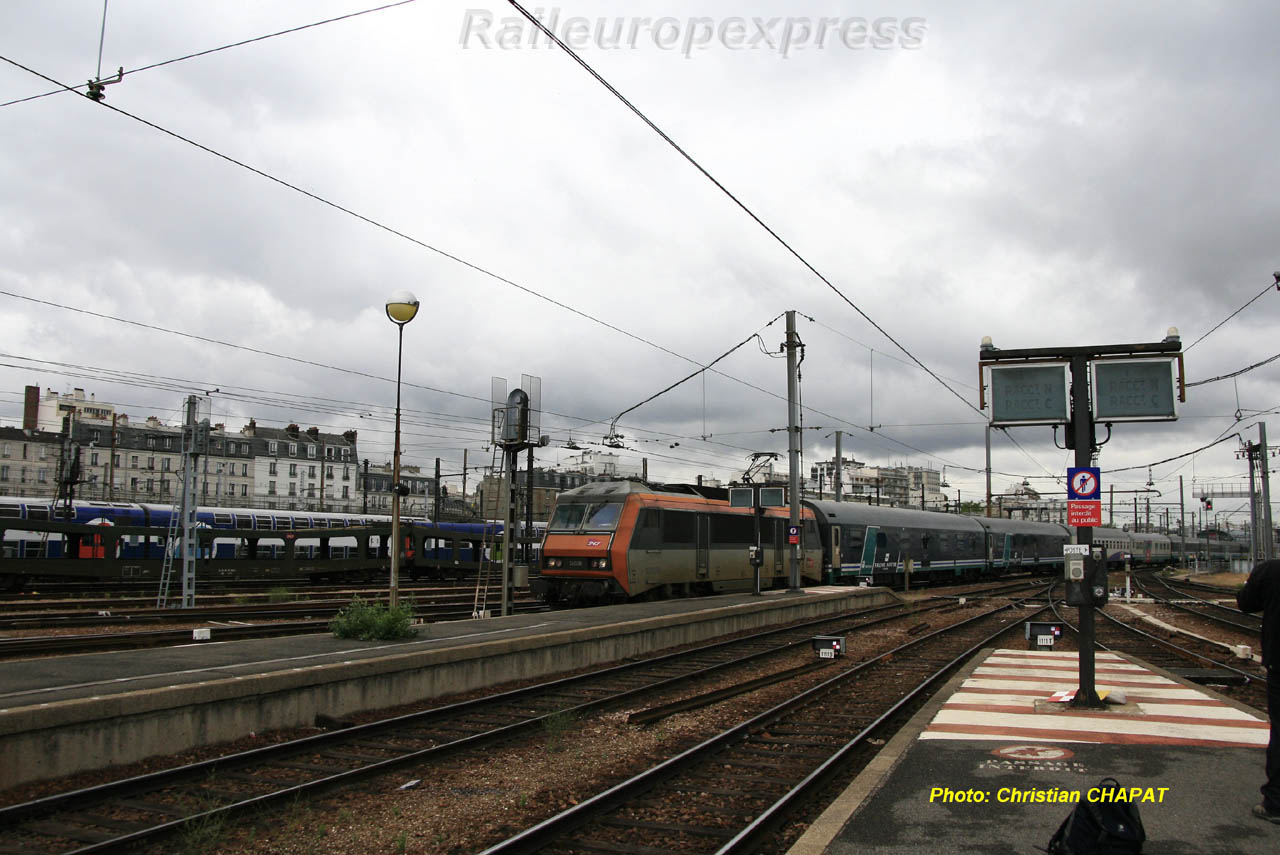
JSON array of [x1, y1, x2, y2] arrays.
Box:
[[22, 820, 118, 844], [628, 799, 760, 819], [598, 817, 736, 838]]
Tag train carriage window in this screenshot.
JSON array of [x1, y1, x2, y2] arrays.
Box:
[[846, 529, 863, 554], [630, 508, 662, 549], [549, 503, 587, 531], [0, 506, 20, 518], [27, 506, 49, 520], [713, 513, 755, 545], [661, 510, 696, 546], [583, 502, 622, 530], [235, 515, 253, 530], [803, 519, 819, 545], [213, 513, 233, 527]]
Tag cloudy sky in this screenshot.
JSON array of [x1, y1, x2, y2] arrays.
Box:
[[1, 1, 1277, 529]]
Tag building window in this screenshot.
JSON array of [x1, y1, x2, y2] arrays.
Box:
[[160, 480, 169, 495], [0, 443, 7, 458], [130, 455, 139, 468], [164, 437, 173, 449], [112, 453, 120, 467], [268, 441, 278, 456], [38, 446, 47, 459], [325, 465, 333, 479], [289, 483, 297, 496], [325, 447, 333, 460], [289, 443, 298, 457], [307, 445, 316, 459], [90, 451, 99, 466], [90, 430, 101, 443], [289, 463, 297, 477], [343, 466, 350, 481], [0, 465, 7, 481], [268, 481, 277, 495], [269, 462, 278, 475], [308, 465, 316, 478], [162, 458, 170, 471], [146, 478, 153, 491], [241, 463, 248, 477], [241, 484, 248, 497], [307, 485, 316, 498], [147, 456, 155, 469], [342, 485, 349, 499], [147, 436, 155, 448]]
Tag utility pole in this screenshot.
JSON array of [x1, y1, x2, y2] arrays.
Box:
[[1245, 438, 1260, 563], [1179, 475, 1186, 566], [985, 424, 993, 516], [525, 447, 534, 562], [108, 413, 118, 500], [461, 449, 469, 514], [834, 430, 843, 502], [1260, 423, 1275, 560], [361, 458, 369, 514], [434, 457, 442, 521], [179, 396, 201, 609], [784, 310, 803, 591]]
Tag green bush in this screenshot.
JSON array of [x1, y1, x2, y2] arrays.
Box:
[[329, 596, 418, 641], [267, 586, 294, 603]]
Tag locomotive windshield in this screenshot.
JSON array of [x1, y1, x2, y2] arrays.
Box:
[[549, 501, 622, 532]]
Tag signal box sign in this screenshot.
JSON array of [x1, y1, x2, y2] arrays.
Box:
[[1068, 501, 1102, 527], [1091, 358, 1178, 422], [788, 525, 800, 545], [987, 363, 1070, 426]]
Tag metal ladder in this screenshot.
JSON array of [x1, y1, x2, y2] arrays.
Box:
[[471, 443, 506, 618], [154, 500, 182, 608]]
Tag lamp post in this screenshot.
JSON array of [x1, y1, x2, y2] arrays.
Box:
[[386, 290, 420, 609]]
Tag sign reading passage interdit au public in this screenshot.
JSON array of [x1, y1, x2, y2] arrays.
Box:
[[986, 362, 1070, 426], [1067, 466, 1102, 527]]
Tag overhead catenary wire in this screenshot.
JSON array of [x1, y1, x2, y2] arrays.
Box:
[[0, 53, 1248, 490], [503, 0, 984, 420], [1184, 274, 1280, 352], [1, 0, 424, 109], [605, 314, 784, 439]]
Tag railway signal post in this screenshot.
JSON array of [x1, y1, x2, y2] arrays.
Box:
[[980, 329, 1184, 709]]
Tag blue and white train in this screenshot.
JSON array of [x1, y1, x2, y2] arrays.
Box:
[[0, 495, 500, 589]]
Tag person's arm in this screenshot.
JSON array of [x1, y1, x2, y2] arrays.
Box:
[[1237, 561, 1273, 613]]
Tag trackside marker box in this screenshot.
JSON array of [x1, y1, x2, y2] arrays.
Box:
[[812, 635, 845, 658]]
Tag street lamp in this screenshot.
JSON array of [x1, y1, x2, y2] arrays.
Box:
[[386, 290, 420, 609]]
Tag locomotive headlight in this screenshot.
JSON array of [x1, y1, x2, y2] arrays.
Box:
[[546, 558, 561, 569], [592, 558, 608, 569]]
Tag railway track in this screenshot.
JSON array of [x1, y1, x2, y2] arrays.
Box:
[[478, 595, 1051, 854], [0, 598, 550, 659], [1132, 572, 1261, 636], [1052, 598, 1268, 713], [0, 584, 1049, 854]]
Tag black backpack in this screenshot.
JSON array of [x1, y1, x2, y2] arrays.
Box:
[[1045, 778, 1145, 854]]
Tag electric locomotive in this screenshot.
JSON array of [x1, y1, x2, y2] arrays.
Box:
[[534, 480, 823, 605]]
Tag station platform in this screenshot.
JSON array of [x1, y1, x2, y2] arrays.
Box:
[[789, 648, 1276, 854], [0, 585, 894, 791]]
